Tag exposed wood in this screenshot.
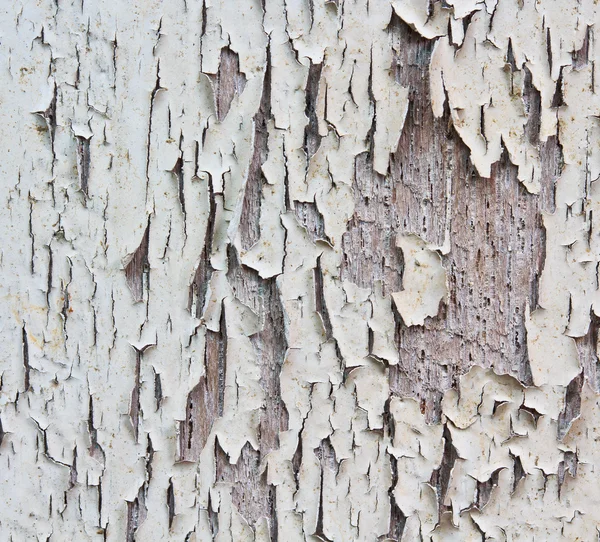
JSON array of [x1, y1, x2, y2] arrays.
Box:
[[2, 0, 600, 540]]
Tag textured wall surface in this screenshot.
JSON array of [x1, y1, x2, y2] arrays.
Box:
[[1, 0, 600, 540]]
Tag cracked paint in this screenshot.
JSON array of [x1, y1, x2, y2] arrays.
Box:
[[2, 0, 600, 540]]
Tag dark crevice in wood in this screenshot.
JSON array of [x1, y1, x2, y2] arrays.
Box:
[[385, 398, 406, 541], [210, 46, 247, 122], [291, 434, 303, 492], [294, 200, 328, 244], [126, 485, 147, 542], [129, 348, 143, 443], [167, 477, 175, 529], [178, 304, 226, 462], [506, 38, 518, 72], [88, 395, 105, 466], [475, 468, 502, 510], [558, 450, 578, 498], [76, 135, 91, 197], [315, 254, 333, 340], [239, 44, 271, 251], [171, 139, 186, 219], [314, 437, 337, 541], [546, 27, 553, 77], [22, 324, 30, 392], [304, 61, 323, 161], [47, 244, 53, 308], [551, 68, 565, 108], [154, 369, 162, 412], [430, 423, 458, 515], [572, 25, 591, 69], [314, 435, 338, 472], [125, 222, 150, 303], [519, 403, 542, 426], [509, 450, 525, 493], [207, 489, 219, 539], [69, 446, 77, 489], [145, 435, 155, 482], [523, 66, 541, 146], [189, 176, 216, 318], [33, 81, 57, 174], [575, 312, 600, 391], [145, 63, 162, 195], [557, 371, 584, 440]]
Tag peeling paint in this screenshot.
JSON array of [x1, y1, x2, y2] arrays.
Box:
[[2, 0, 600, 540]]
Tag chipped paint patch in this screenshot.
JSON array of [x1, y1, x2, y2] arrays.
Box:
[[2, 0, 600, 540], [392, 234, 448, 327]]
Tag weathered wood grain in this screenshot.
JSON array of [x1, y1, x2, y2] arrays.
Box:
[[3, 1, 600, 540]]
